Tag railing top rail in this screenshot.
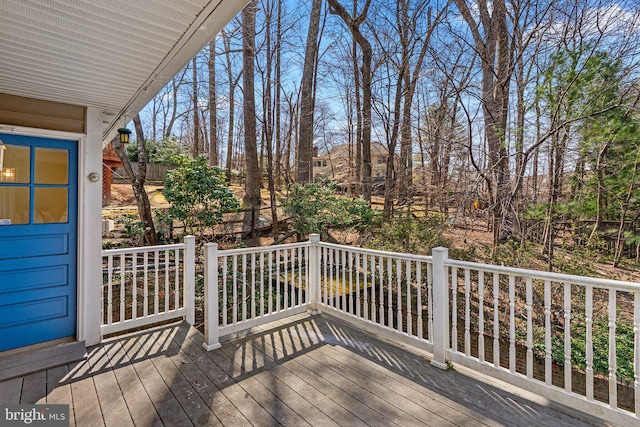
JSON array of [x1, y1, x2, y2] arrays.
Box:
[[318, 242, 433, 263], [102, 242, 186, 256], [217, 241, 311, 256], [445, 258, 640, 291]]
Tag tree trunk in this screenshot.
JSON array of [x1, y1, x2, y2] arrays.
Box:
[[242, 0, 262, 236], [296, 0, 323, 183], [328, 0, 373, 203], [208, 40, 218, 166], [192, 57, 201, 158], [114, 115, 158, 246]]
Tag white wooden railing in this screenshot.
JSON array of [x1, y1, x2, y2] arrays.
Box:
[[107, 235, 638, 424], [200, 235, 640, 425], [101, 236, 195, 336]]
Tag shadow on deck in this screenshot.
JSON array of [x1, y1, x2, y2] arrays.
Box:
[[0, 313, 610, 426]]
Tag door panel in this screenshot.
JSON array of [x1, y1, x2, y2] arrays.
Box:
[[0, 132, 77, 352]]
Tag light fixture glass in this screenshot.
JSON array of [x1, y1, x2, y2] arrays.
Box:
[[118, 127, 132, 144]]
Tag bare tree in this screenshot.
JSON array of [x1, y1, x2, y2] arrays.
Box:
[[242, 0, 262, 236], [209, 39, 218, 166], [328, 0, 373, 203], [113, 114, 158, 246], [297, 0, 323, 183]]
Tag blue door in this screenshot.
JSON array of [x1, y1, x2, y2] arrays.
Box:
[[0, 133, 77, 352]]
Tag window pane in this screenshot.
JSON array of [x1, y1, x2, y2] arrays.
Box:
[[0, 186, 30, 224], [0, 144, 30, 183], [34, 188, 68, 223], [35, 148, 68, 184]]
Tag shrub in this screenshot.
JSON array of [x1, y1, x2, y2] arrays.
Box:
[[164, 155, 239, 239], [282, 179, 375, 240]]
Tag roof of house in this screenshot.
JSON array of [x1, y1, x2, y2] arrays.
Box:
[[1, 0, 249, 143], [316, 142, 390, 159]]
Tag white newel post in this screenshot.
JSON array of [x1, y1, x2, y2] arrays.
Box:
[[431, 247, 450, 369], [308, 234, 321, 314], [203, 243, 221, 350], [184, 235, 196, 325]]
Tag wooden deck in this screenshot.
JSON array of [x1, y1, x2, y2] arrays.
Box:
[[0, 313, 611, 426]]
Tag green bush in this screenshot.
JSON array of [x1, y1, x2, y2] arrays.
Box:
[[164, 155, 239, 238], [282, 179, 375, 240], [363, 214, 449, 255]]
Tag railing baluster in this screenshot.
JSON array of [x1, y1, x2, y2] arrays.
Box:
[[363, 254, 368, 320], [387, 257, 393, 329], [478, 270, 484, 362], [370, 254, 376, 323], [406, 260, 412, 336], [509, 275, 516, 373], [396, 258, 402, 332], [608, 288, 617, 408], [586, 285, 594, 400], [222, 255, 228, 326], [283, 249, 289, 310], [526, 277, 533, 379], [276, 249, 282, 312], [251, 253, 256, 319], [635, 290, 640, 416], [348, 250, 354, 314], [120, 254, 125, 322], [174, 249, 180, 310], [329, 248, 335, 309], [343, 250, 348, 312], [154, 250, 159, 316], [417, 262, 422, 339], [323, 246, 328, 306], [545, 280, 552, 386], [132, 253, 138, 320], [232, 255, 238, 323], [268, 251, 273, 314], [143, 252, 149, 318], [464, 268, 470, 357], [356, 252, 361, 318], [451, 267, 457, 351], [164, 249, 170, 313], [428, 263, 433, 341], [379, 256, 384, 324], [298, 247, 303, 306], [564, 283, 572, 392], [242, 253, 247, 320], [493, 273, 499, 367], [260, 252, 265, 317], [107, 255, 113, 327]]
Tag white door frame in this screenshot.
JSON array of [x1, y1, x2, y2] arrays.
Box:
[[0, 106, 104, 347]]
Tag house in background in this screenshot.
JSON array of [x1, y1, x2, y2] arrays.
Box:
[[0, 0, 249, 358], [313, 142, 393, 187]]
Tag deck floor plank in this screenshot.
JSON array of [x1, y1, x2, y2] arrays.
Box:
[[189, 325, 367, 427], [20, 370, 46, 404], [0, 313, 610, 427], [67, 359, 104, 427], [171, 322, 283, 427], [119, 329, 194, 427], [145, 328, 223, 427], [85, 344, 134, 427], [0, 377, 22, 404], [100, 338, 164, 427], [159, 328, 252, 426]]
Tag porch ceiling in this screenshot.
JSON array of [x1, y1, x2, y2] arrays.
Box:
[[0, 0, 248, 142]]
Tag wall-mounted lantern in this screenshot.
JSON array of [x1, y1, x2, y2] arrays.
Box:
[[117, 127, 132, 144]]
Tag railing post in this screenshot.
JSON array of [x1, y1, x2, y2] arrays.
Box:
[[308, 234, 321, 315], [431, 247, 450, 370], [184, 235, 196, 325], [203, 242, 221, 350]]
